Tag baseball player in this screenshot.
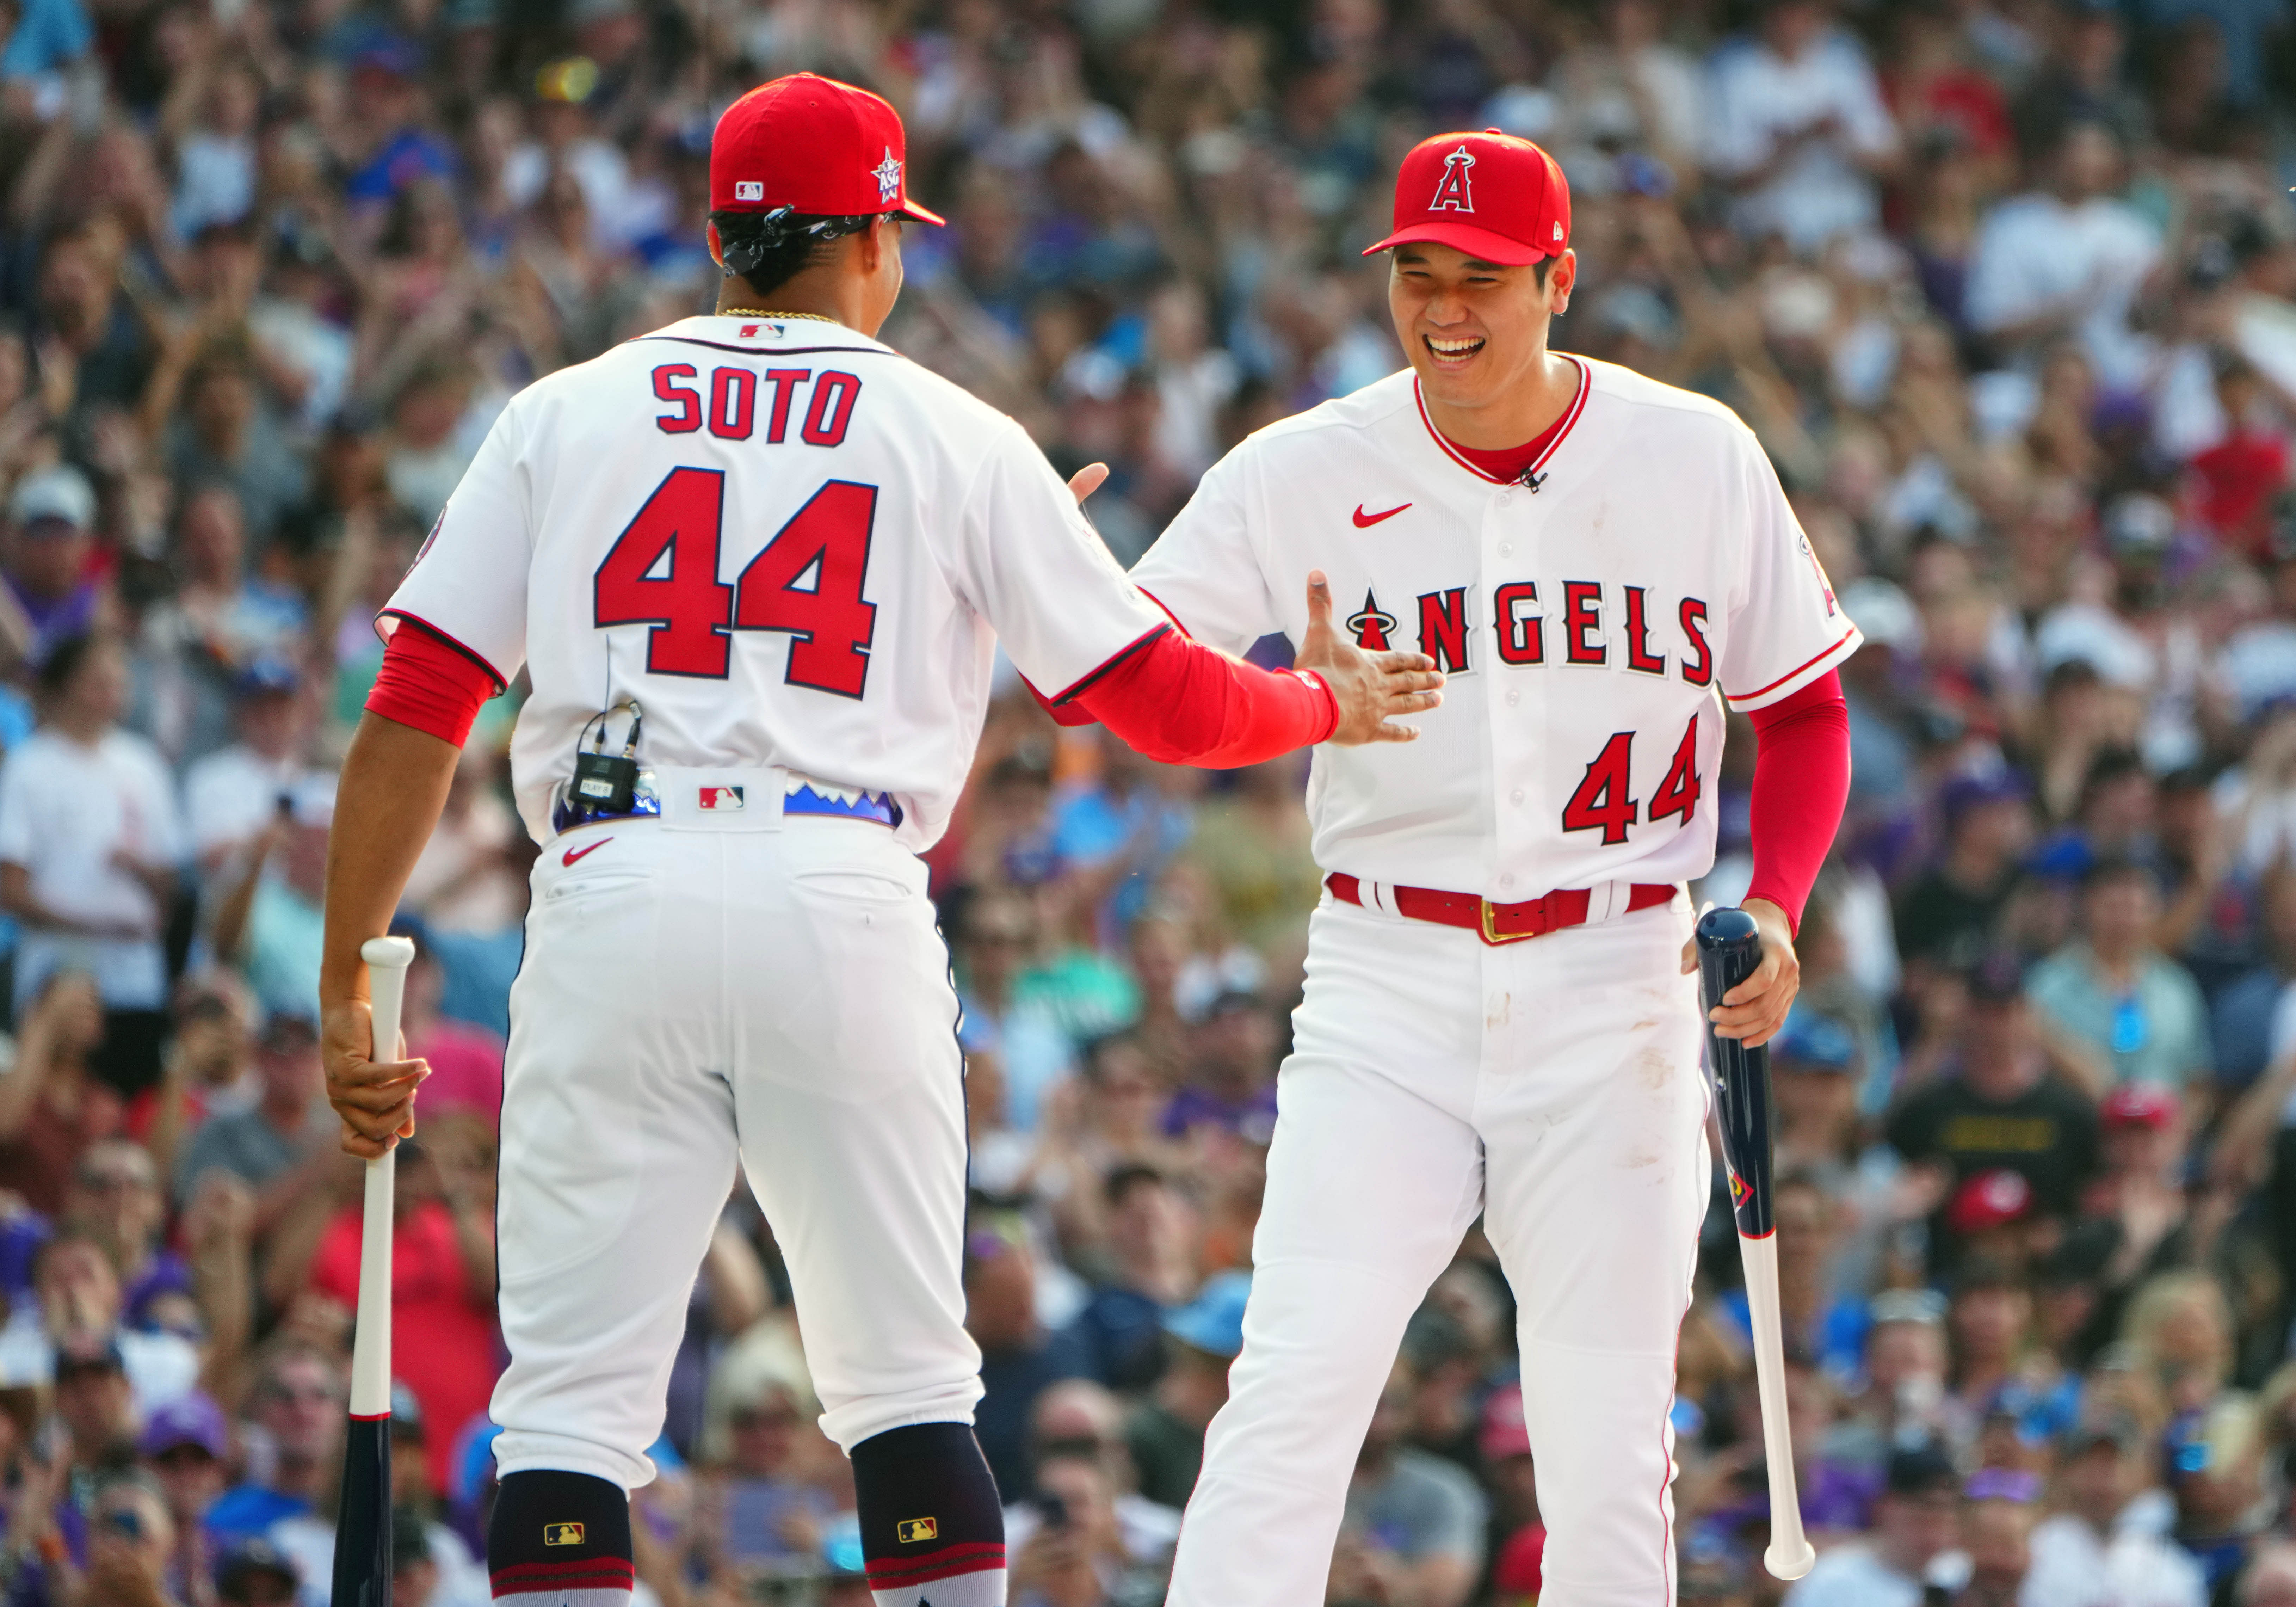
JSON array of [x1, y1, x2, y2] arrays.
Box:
[[314, 75, 1440, 1607], [1116, 130, 1859, 1606]]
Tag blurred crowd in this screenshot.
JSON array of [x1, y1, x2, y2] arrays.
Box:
[[1, 0, 2296, 1598]]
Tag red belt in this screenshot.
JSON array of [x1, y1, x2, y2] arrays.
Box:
[[1325, 872, 1677, 945]]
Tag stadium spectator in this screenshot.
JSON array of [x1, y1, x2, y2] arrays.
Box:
[[2024, 1423, 2206, 1607], [1784, 1445, 1963, 1607], [0, 971, 125, 1213], [0, 1227, 199, 1410], [0, 465, 100, 667], [0, 632, 184, 1021], [140, 1391, 230, 1602], [1064, 1165, 1196, 1393], [172, 1009, 327, 1217], [1340, 1361, 1488, 1607], [205, 1343, 340, 1543], [2026, 859, 2214, 1093], [967, 1224, 1091, 1502], [1125, 1271, 1246, 1511], [1887, 953, 2103, 1250]]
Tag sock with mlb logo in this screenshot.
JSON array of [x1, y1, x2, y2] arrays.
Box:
[[487, 1470, 634, 1604], [851, 1422, 1007, 1606]]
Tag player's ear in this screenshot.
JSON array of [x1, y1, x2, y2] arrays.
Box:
[[1546, 248, 1576, 317]]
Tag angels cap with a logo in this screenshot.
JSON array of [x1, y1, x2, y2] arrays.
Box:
[[1363, 128, 1571, 267], [709, 72, 945, 224]]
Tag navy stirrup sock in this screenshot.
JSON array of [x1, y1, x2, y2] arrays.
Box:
[[851, 1422, 1008, 1605]]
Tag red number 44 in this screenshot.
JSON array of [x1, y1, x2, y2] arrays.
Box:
[[593, 467, 879, 698], [1560, 716, 1702, 844]]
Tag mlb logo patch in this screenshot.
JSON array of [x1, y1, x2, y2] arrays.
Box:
[[896, 1517, 938, 1544], [734, 180, 764, 201], [698, 786, 746, 811], [543, 1522, 586, 1547]]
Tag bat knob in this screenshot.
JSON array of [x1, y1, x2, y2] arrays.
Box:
[[1695, 907, 1761, 952], [361, 935, 417, 969], [1766, 1541, 1817, 1581]]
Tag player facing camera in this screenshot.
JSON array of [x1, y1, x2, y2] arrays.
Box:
[[1128, 124, 1854, 1602]]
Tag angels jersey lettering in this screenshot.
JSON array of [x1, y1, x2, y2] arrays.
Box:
[[383, 315, 1166, 849], [1128, 356, 1860, 898]]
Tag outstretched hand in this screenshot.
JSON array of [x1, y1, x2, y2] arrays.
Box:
[[1295, 570, 1446, 745]]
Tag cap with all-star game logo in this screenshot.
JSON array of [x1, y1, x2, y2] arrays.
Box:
[[709, 72, 945, 224], [1362, 128, 1570, 267]]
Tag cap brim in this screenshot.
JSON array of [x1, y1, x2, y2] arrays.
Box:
[[1363, 220, 1559, 265], [895, 198, 945, 227]]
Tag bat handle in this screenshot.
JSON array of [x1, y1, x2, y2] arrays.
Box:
[[1741, 1233, 1816, 1580], [1694, 907, 1764, 1010], [349, 935, 415, 1421]]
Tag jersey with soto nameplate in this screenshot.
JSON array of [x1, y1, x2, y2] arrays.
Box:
[[1128, 356, 1861, 899], [383, 315, 1168, 849]]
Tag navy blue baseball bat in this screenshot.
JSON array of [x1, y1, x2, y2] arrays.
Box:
[[1694, 907, 1813, 1580]]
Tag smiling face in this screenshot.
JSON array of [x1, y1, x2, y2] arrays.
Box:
[[1388, 241, 1574, 426]]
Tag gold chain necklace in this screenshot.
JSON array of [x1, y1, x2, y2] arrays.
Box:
[[720, 308, 841, 324]]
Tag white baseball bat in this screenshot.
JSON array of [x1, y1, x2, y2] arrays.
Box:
[[348, 935, 416, 1420], [1739, 1231, 1815, 1579]]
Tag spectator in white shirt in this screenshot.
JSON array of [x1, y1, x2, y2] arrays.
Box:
[[1706, 0, 1901, 254], [0, 634, 186, 1015], [180, 660, 320, 883], [1787, 1445, 1963, 1607], [0, 1230, 201, 1413], [2026, 1424, 2207, 1607], [1963, 119, 2164, 389]]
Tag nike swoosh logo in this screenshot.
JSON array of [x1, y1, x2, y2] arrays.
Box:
[[562, 838, 612, 866], [1353, 502, 1411, 527]]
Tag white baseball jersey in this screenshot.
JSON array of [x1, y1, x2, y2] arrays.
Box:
[[1129, 356, 1861, 899], [384, 314, 1167, 849]]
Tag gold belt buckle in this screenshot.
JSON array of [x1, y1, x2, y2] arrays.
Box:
[[1480, 896, 1542, 945]]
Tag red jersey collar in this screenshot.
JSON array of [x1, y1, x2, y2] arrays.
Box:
[[1413, 353, 1589, 485]]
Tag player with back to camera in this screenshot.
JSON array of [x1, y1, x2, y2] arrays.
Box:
[[1105, 129, 1860, 1606], [315, 74, 1441, 1607]]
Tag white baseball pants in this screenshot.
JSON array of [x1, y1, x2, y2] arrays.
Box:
[[1167, 892, 1710, 1607], [488, 788, 979, 1490]]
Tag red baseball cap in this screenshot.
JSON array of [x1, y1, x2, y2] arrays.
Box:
[[1363, 129, 1571, 267], [710, 73, 944, 225], [2102, 1083, 2179, 1130], [1946, 1169, 2034, 1236]]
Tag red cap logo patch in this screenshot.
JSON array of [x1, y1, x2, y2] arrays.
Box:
[[1430, 146, 1475, 213]]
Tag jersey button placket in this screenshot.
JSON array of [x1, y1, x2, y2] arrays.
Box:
[[1488, 481, 1536, 894]]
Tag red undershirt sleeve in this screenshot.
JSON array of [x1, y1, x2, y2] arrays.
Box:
[[365, 617, 499, 747], [1028, 627, 1339, 766], [1742, 669, 1851, 935]]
